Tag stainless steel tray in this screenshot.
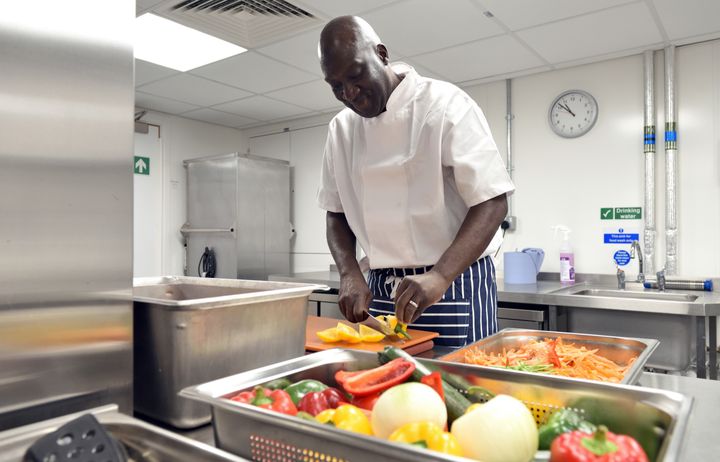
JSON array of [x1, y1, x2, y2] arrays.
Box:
[[133, 276, 324, 428], [440, 328, 659, 384], [182, 349, 691, 462], [0, 405, 248, 462]]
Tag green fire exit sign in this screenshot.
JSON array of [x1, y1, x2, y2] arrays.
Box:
[[134, 156, 150, 175], [601, 207, 641, 220]]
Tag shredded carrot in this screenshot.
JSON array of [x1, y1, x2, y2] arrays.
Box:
[[462, 338, 635, 383]]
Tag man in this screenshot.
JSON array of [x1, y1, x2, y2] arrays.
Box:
[[316, 16, 514, 347]]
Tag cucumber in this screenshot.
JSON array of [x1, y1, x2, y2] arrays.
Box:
[[378, 346, 471, 423]]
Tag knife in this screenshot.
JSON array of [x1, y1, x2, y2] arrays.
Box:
[[362, 311, 395, 336]]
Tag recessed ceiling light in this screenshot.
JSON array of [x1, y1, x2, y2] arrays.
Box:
[[135, 13, 246, 71]]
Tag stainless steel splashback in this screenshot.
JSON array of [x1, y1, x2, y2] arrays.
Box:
[[0, 1, 134, 429]]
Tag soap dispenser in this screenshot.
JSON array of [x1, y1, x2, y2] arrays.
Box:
[[551, 225, 575, 284]]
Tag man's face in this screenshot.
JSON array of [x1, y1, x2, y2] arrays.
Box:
[[322, 45, 392, 118]]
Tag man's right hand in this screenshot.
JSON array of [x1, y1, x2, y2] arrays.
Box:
[[338, 272, 372, 323]]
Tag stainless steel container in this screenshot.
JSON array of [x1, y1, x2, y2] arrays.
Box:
[[0, 405, 248, 462], [440, 328, 659, 384], [133, 276, 323, 428], [181, 349, 691, 462]]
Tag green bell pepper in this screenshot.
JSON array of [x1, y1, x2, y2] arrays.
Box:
[[261, 378, 292, 390], [284, 379, 328, 405], [538, 409, 597, 450]]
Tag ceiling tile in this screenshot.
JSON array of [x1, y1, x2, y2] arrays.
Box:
[[135, 91, 200, 114], [181, 108, 259, 128], [256, 28, 324, 76], [137, 74, 252, 106], [136, 0, 165, 15], [362, 0, 504, 57], [190, 52, 317, 93], [294, 0, 400, 18], [652, 0, 720, 41], [135, 59, 178, 86], [213, 96, 312, 121], [265, 79, 342, 111], [517, 2, 663, 64], [398, 58, 452, 81], [479, 0, 634, 31], [412, 35, 545, 83]]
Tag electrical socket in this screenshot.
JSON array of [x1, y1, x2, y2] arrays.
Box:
[[502, 216, 517, 231]]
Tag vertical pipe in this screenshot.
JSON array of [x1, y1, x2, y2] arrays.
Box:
[[664, 45, 678, 275], [643, 50, 656, 276], [506, 79, 514, 216]]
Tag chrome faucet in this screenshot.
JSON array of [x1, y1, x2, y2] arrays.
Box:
[[617, 267, 626, 290], [629, 240, 645, 283], [657, 268, 666, 291]]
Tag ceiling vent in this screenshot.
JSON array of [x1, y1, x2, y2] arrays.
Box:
[[151, 0, 324, 49]]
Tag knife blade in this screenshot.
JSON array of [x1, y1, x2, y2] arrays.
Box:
[[363, 312, 394, 336]]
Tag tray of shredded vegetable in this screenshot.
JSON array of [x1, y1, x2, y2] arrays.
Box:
[[440, 329, 659, 384]]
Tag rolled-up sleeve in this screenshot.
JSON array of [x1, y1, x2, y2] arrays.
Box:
[[316, 127, 344, 213], [441, 92, 515, 207]]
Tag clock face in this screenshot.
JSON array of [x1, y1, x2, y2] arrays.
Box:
[[548, 90, 598, 138]]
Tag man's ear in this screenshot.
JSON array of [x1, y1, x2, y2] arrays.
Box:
[[376, 44, 389, 64]]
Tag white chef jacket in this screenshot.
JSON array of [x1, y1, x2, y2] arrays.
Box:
[[317, 63, 515, 269]]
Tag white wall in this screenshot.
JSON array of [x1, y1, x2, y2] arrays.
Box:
[[473, 40, 720, 279], [136, 111, 249, 276], [134, 125, 163, 277], [246, 40, 720, 278]]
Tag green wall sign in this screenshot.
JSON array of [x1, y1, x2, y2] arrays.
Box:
[[134, 156, 150, 175], [601, 207, 641, 220]]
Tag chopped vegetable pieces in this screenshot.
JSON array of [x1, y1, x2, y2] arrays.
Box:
[[462, 338, 635, 382]]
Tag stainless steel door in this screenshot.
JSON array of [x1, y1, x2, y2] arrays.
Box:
[[237, 156, 290, 280], [185, 155, 238, 279]]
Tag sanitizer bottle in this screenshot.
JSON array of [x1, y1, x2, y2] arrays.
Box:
[[552, 225, 575, 284]]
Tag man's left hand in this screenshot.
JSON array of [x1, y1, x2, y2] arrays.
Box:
[[394, 270, 450, 324]]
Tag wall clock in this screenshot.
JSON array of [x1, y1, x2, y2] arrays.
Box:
[[548, 89, 598, 138]]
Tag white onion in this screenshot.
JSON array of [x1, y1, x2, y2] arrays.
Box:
[[371, 382, 447, 438]]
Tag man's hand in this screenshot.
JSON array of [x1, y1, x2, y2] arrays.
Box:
[[394, 270, 450, 324], [338, 272, 373, 323]]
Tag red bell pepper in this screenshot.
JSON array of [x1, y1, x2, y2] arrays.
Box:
[[297, 388, 348, 416], [420, 371, 445, 401], [230, 386, 298, 416], [350, 392, 381, 411], [547, 339, 562, 368], [550, 426, 649, 462], [335, 358, 415, 396]]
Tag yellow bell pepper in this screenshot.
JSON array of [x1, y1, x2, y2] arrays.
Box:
[[376, 315, 411, 339], [388, 422, 463, 456], [315, 404, 372, 435], [465, 403, 483, 414]]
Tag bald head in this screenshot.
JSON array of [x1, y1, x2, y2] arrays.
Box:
[[319, 16, 381, 66], [318, 16, 401, 118]]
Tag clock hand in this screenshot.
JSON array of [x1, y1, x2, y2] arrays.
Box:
[[560, 101, 576, 117]]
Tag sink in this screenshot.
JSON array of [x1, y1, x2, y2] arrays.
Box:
[[571, 288, 698, 302]]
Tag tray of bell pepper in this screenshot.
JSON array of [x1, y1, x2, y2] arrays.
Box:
[[198, 346, 687, 462]]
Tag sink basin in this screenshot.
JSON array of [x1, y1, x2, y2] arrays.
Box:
[[572, 288, 698, 302]]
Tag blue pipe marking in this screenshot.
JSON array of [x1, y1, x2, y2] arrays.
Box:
[[665, 131, 677, 142]]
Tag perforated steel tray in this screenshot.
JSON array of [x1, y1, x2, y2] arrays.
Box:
[[182, 349, 691, 462], [440, 328, 659, 384]]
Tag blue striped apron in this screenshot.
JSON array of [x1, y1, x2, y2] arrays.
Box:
[[367, 256, 498, 348]]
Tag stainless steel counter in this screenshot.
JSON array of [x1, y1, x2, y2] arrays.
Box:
[[269, 271, 720, 379]]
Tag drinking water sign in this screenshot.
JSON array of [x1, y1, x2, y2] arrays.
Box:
[[600, 207, 642, 220]]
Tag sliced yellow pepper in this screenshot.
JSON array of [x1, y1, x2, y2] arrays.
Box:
[[376, 315, 411, 340], [388, 422, 463, 456], [315, 404, 372, 435]]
